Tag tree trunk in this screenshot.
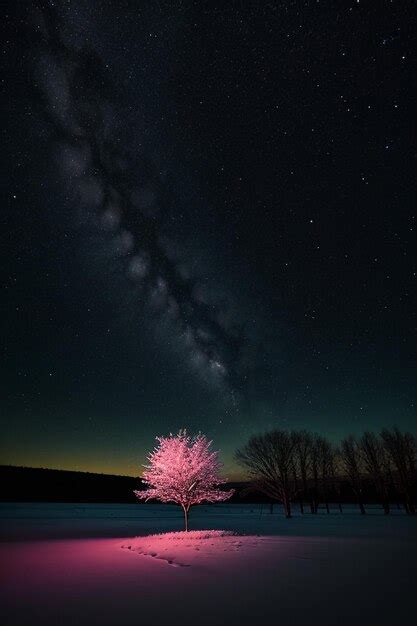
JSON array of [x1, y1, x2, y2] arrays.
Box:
[[405, 495, 415, 515], [283, 495, 292, 518], [404, 496, 415, 515], [182, 505, 189, 531], [301, 474, 307, 515], [380, 489, 390, 515], [310, 497, 315, 514], [312, 463, 319, 514], [292, 466, 299, 514]]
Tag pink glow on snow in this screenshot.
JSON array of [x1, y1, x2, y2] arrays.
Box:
[[2, 529, 415, 626], [1, 534, 272, 616], [121, 530, 262, 568]]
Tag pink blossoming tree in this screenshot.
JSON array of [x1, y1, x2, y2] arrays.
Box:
[[134, 432, 234, 531]]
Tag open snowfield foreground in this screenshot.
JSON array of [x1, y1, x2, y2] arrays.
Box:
[[1, 503, 416, 626]]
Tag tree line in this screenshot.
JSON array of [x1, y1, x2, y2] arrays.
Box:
[[235, 427, 416, 517]]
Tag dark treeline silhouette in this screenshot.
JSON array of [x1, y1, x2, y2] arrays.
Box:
[[236, 427, 417, 517], [0, 465, 249, 504], [0, 466, 141, 503]]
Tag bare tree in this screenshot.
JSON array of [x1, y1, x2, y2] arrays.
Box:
[[339, 436, 366, 514], [236, 430, 296, 518], [291, 456, 300, 513], [381, 428, 416, 515], [316, 436, 334, 514], [330, 452, 343, 513], [310, 434, 322, 513], [292, 430, 313, 514], [359, 431, 390, 514]]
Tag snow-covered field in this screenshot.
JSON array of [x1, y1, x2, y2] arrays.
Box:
[[1, 503, 416, 625]]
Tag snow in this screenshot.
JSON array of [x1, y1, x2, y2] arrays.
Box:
[[137, 530, 235, 540], [1, 503, 416, 625], [122, 530, 238, 567]]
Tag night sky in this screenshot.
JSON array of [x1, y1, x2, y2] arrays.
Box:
[[2, 1, 416, 477]]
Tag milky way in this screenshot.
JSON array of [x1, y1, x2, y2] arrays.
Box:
[[29, 2, 260, 402]]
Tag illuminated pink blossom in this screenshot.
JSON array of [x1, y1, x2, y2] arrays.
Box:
[[134, 432, 234, 531]]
